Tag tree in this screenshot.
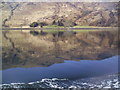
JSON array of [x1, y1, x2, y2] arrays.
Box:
[[52, 20, 56, 25], [39, 22, 47, 34], [52, 19, 76, 27], [52, 20, 64, 26], [30, 22, 39, 31], [20, 24, 24, 32], [58, 20, 64, 26], [30, 22, 39, 27]]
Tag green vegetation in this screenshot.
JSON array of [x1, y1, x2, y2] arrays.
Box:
[[73, 26, 112, 28], [29, 22, 111, 29], [30, 20, 77, 29], [72, 29, 99, 32], [30, 22, 47, 28], [30, 22, 39, 27], [52, 20, 64, 26], [30, 22, 48, 33], [52, 20, 77, 27], [73, 26, 97, 28], [43, 25, 64, 28], [38, 29, 99, 33], [29, 21, 112, 34], [43, 25, 111, 29]]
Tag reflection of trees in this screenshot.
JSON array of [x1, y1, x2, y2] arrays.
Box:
[[53, 31, 62, 58], [20, 24, 24, 32], [2, 30, 118, 69]]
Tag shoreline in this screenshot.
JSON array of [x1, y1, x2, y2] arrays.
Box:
[[1, 27, 118, 31]]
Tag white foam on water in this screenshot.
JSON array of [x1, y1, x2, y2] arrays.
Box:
[[1, 74, 119, 89]]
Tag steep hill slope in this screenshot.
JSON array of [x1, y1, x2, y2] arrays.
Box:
[[1, 2, 118, 27]]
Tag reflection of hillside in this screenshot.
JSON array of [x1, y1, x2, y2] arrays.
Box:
[[2, 30, 118, 69]]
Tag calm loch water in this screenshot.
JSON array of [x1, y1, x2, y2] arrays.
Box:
[[1, 56, 119, 84]]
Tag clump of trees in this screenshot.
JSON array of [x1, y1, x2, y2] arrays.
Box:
[[30, 22, 47, 28], [52, 19, 77, 27], [30, 22, 39, 27], [52, 20, 64, 26], [30, 20, 77, 28], [29, 22, 48, 34]]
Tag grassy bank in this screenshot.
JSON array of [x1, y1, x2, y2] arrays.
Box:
[[43, 25, 112, 28], [73, 26, 112, 28], [43, 25, 64, 28]]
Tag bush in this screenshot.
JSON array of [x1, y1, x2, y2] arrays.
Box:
[[30, 22, 39, 27], [52, 20, 57, 25]]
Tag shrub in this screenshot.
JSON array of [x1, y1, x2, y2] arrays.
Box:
[[30, 22, 39, 27]]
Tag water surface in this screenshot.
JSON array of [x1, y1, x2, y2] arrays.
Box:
[[2, 56, 118, 84]]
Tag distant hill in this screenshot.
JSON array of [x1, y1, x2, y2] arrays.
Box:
[[1, 2, 118, 27]]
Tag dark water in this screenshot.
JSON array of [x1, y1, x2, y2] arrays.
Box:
[[1, 56, 119, 84]]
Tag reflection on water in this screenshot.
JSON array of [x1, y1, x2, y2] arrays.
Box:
[[2, 56, 118, 84], [2, 30, 118, 69]]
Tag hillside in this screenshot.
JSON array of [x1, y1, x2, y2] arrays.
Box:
[[1, 2, 118, 27]]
